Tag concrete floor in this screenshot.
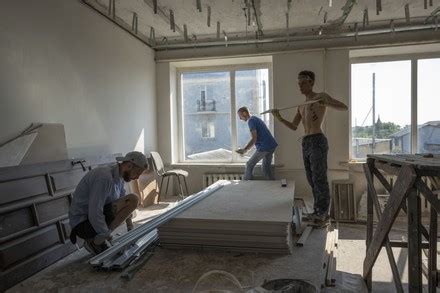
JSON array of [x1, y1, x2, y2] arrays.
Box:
[[7, 194, 439, 292]]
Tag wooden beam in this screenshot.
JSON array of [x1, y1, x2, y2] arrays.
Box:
[[428, 194, 438, 292], [364, 162, 404, 293], [374, 161, 400, 176], [407, 188, 422, 292], [388, 241, 429, 249], [415, 179, 440, 214], [371, 168, 431, 241], [363, 165, 417, 281], [365, 162, 374, 291]]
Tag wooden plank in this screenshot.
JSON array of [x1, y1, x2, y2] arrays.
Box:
[[364, 162, 404, 293], [374, 160, 400, 176], [372, 163, 430, 239], [407, 188, 422, 292], [428, 195, 438, 292], [388, 241, 429, 249], [296, 226, 313, 247], [369, 154, 440, 172], [365, 162, 374, 291], [363, 164, 417, 281]]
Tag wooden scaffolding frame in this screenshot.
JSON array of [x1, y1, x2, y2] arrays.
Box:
[[363, 154, 440, 292]]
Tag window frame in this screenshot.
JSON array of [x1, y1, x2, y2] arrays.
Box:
[[176, 63, 273, 164], [349, 52, 440, 160]]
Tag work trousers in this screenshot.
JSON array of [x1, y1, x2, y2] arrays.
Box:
[[302, 133, 330, 215], [244, 149, 276, 180]]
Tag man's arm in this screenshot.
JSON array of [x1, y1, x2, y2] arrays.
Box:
[[237, 130, 257, 154], [319, 93, 348, 110], [272, 109, 301, 131], [88, 179, 112, 240]]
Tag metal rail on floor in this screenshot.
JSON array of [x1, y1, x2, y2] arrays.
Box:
[[89, 180, 226, 267]]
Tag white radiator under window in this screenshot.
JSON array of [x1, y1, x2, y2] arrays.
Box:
[[203, 173, 243, 188]]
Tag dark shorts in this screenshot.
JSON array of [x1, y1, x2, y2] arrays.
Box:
[[70, 203, 115, 242]]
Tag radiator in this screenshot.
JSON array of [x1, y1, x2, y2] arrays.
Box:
[[331, 180, 356, 222], [203, 173, 243, 188]]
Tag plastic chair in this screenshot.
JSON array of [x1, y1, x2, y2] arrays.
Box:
[[150, 151, 189, 201]]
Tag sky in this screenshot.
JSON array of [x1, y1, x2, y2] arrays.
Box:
[[351, 58, 440, 128]]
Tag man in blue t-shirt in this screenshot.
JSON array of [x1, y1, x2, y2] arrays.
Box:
[[236, 106, 278, 180]]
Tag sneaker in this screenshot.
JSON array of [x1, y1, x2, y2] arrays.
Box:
[[311, 214, 330, 228], [84, 239, 109, 256], [302, 212, 319, 222]]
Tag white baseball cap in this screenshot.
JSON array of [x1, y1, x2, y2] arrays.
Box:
[[116, 151, 148, 169]]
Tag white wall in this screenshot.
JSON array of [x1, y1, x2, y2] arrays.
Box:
[[156, 49, 350, 198], [0, 0, 157, 158]]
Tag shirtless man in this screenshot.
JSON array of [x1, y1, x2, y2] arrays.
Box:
[[272, 70, 348, 225]]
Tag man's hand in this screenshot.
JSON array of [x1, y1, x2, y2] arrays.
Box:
[[236, 148, 246, 155], [94, 233, 113, 245], [271, 109, 282, 121]]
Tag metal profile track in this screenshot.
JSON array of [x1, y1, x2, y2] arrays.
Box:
[[89, 181, 225, 266]]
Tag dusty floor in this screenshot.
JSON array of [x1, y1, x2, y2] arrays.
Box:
[[7, 193, 439, 293]]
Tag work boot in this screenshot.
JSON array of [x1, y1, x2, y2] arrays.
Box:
[[84, 239, 109, 256]]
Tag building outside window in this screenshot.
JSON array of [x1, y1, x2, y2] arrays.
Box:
[[178, 65, 271, 163], [351, 57, 440, 160]]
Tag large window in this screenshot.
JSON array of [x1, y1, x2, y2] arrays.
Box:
[[351, 57, 440, 159], [178, 65, 271, 163]]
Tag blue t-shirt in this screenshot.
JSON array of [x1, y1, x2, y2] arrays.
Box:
[[248, 116, 278, 151]]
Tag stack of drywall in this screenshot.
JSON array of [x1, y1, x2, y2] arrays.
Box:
[[158, 180, 294, 254]]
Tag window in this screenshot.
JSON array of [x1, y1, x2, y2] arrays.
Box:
[[178, 65, 272, 163], [417, 58, 440, 154], [351, 56, 440, 159]]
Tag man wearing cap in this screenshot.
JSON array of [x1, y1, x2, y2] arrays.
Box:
[[69, 151, 148, 255], [271, 70, 347, 227]]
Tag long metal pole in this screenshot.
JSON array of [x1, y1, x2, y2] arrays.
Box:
[[372, 73, 376, 154], [89, 181, 225, 266]]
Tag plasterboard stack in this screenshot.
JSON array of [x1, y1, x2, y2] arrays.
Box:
[[158, 180, 295, 254]]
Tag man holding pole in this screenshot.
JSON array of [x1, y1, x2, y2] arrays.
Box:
[[271, 70, 348, 226]]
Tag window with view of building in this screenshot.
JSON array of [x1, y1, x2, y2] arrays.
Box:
[[179, 66, 271, 162], [351, 57, 440, 159]]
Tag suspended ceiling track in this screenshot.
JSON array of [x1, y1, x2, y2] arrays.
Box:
[[81, 0, 439, 51]]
